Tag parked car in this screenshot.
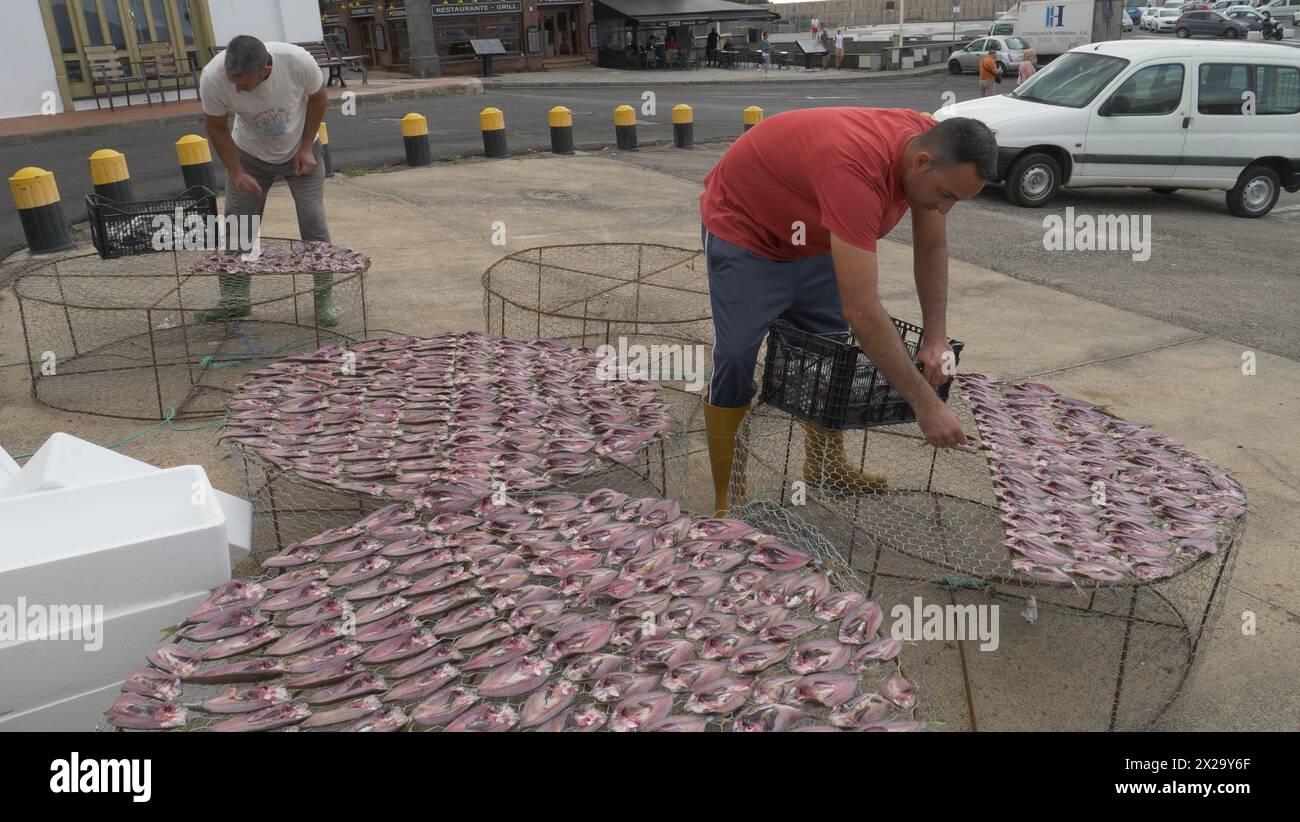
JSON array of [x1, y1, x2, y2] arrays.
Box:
[[1126, 0, 1155, 23], [1225, 7, 1268, 27], [1176, 9, 1253, 34], [948, 36, 1030, 75], [1181, 2, 1211, 9], [1141, 6, 1165, 26], [1261, 0, 1300, 23], [1208, 0, 1239, 7], [932, 40, 1300, 217], [1123, 13, 1135, 29], [1153, 8, 1186, 27]]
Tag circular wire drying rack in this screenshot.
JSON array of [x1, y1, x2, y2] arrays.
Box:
[[13, 237, 369, 421]]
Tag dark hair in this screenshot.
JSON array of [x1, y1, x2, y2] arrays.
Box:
[[225, 35, 270, 77], [916, 117, 999, 181]]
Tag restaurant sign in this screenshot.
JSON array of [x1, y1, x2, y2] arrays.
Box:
[[434, 1, 524, 14], [321, 13, 340, 25], [387, 6, 407, 19], [349, 4, 376, 18]]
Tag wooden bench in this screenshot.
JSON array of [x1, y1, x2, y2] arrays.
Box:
[[84, 45, 155, 112], [209, 41, 367, 87], [138, 41, 198, 104]]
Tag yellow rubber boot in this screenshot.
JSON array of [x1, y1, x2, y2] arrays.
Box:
[[800, 423, 888, 494], [703, 400, 751, 516]]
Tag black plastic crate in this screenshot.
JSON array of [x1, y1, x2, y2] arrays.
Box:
[[759, 317, 964, 431], [86, 186, 218, 260]]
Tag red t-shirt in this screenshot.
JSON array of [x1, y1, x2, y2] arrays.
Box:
[[700, 107, 935, 260]]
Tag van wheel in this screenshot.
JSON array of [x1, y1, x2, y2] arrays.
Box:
[[1226, 165, 1280, 217], [1150, 187, 1179, 194], [949, 60, 963, 75], [1006, 152, 1062, 208], [1176, 27, 1190, 38]]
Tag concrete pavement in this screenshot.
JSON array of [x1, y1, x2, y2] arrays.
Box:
[[1, 143, 1294, 730]]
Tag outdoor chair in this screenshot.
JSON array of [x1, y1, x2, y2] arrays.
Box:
[[84, 45, 155, 112], [138, 41, 198, 104]]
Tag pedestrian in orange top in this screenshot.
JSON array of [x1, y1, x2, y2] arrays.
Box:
[[978, 49, 1003, 97]]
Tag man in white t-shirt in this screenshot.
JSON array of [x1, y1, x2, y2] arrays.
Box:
[[199, 36, 337, 325], [810, 15, 821, 36], [834, 28, 845, 69]]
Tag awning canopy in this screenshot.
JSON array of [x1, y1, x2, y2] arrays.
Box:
[[594, 0, 779, 25]]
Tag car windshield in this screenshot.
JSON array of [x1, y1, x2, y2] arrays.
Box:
[[1005, 37, 1029, 49], [1010, 52, 1130, 107]]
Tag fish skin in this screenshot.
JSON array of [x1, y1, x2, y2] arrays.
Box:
[[262, 546, 322, 569], [790, 673, 860, 707], [829, 692, 893, 729], [685, 613, 737, 641], [384, 664, 461, 703], [733, 703, 807, 732], [684, 677, 753, 715], [286, 640, 364, 674], [353, 595, 411, 626], [746, 543, 812, 572], [783, 573, 830, 610], [736, 604, 789, 634], [199, 685, 292, 714], [630, 639, 695, 672], [344, 707, 410, 732], [122, 668, 182, 701], [759, 619, 819, 643], [539, 704, 608, 732], [452, 620, 516, 651], [850, 638, 904, 668], [431, 603, 497, 636], [407, 588, 481, 619], [700, 632, 754, 660], [107, 694, 189, 730], [687, 518, 758, 542], [660, 597, 709, 630], [306, 672, 388, 705], [507, 600, 566, 630], [690, 550, 747, 573], [282, 660, 364, 690], [353, 613, 425, 643], [623, 548, 678, 580], [284, 597, 353, 628], [789, 641, 852, 675], [180, 609, 271, 641], [478, 655, 555, 697], [344, 575, 414, 601], [519, 679, 580, 728], [389, 643, 465, 678], [756, 572, 801, 607], [710, 590, 758, 614], [186, 581, 267, 623], [562, 653, 625, 682], [393, 550, 458, 576], [592, 673, 662, 703], [361, 628, 440, 664], [881, 672, 918, 710], [202, 626, 282, 661], [321, 536, 385, 564], [210, 702, 312, 733], [662, 660, 729, 693], [644, 715, 709, 732], [610, 594, 672, 620], [147, 644, 201, 677], [608, 691, 675, 732], [544, 619, 616, 661], [185, 658, 288, 685], [605, 529, 658, 564], [558, 568, 619, 597], [444, 703, 519, 733], [263, 567, 330, 592], [300, 695, 384, 729], [838, 602, 885, 645], [669, 570, 727, 598], [750, 674, 800, 704]]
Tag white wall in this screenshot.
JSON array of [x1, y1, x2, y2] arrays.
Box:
[[207, 0, 323, 48], [0, 1, 64, 119]]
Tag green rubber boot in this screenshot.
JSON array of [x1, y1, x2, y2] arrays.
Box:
[[196, 274, 251, 322], [313, 272, 340, 328]]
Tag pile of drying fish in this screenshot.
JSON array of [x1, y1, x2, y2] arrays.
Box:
[[960, 373, 1246, 585], [222, 332, 674, 500], [190, 242, 370, 275], [106, 492, 920, 732]]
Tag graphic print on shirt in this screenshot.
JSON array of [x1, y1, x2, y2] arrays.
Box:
[[252, 106, 291, 137]]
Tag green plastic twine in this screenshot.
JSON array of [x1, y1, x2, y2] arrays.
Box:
[[938, 574, 992, 592]]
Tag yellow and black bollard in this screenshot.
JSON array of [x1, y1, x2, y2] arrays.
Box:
[[88, 149, 134, 202], [175, 134, 218, 191], [318, 122, 334, 177], [480, 107, 507, 158], [402, 113, 432, 167], [9, 167, 74, 254], [672, 104, 694, 149], [549, 106, 574, 155], [743, 106, 763, 132], [614, 105, 638, 151]]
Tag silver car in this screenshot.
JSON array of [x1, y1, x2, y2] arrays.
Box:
[[948, 36, 1029, 76]]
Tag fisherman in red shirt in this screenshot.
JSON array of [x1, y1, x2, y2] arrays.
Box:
[[699, 107, 997, 514]]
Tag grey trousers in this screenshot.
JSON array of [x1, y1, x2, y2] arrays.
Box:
[[703, 224, 848, 408], [224, 141, 329, 251]]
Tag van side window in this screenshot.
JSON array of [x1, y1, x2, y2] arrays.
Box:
[[1107, 63, 1184, 115], [1256, 65, 1300, 115], [1198, 63, 1251, 115]]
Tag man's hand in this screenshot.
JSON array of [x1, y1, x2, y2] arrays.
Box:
[[916, 399, 968, 449], [233, 172, 262, 196], [915, 339, 954, 389], [293, 146, 317, 176]]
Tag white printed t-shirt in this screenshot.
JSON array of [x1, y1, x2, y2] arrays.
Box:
[[200, 42, 324, 164]]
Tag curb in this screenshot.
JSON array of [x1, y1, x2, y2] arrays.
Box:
[[0, 80, 483, 147], [481, 65, 950, 89]]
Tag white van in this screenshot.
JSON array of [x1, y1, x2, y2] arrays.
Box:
[[933, 40, 1300, 217]]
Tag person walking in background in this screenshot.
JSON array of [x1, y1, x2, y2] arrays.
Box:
[[811, 15, 821, 36], [1017, 49, 1037, 85], [707, 27, 719, 67], [834, 28, 845, 69], [819, 28, 832, 69], [758, 30, 771, 76], [978, 48, 1003, 97]]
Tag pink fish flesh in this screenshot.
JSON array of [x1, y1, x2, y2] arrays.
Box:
[[790, 641, 852, 675], [361, 628, 439, 664], [107, 694, 189, 730], [562, 653, 625, 682], [306, 672, 387, 705], [838, 602, 885, 645], [186, 658, 288, 685], [444, 703, 519, 733], [180, 609, 270, 641], [286, 640, 365, 673], [592, 672, 662, 703], [662, 660, 729, 693], [122, 668, 182, 701], [684, 678, 753, 715], [200, 685, 292, 714], [608, 691, 675, 732], [202, 626, 282, 660], [301, 695, 384, 729], [727, 643, 792, 675], [519, 679, 580, 728], [733, 703, 807, 732], [210, 702, 312, 733]]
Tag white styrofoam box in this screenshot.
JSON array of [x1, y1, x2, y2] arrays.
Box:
[[0, 446, 18, 496], [0, 589, 209, 731], [1, 466, 231, 616], [1, 432, 252, 559]]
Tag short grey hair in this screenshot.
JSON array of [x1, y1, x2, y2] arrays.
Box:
[[225, 35, 270, 77]]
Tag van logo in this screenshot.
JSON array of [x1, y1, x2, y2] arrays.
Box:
[[1046, 4, 1065, 25]]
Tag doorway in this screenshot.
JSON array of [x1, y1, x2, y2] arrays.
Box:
[[38, 0, 212, 105], [542, 8, 577, 58]]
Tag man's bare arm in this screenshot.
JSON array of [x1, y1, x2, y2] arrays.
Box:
[[205, 113, 243, 178], [831, 233, 966, 448], [299, 88, 327, 154], [911, 208, 954, 388]]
